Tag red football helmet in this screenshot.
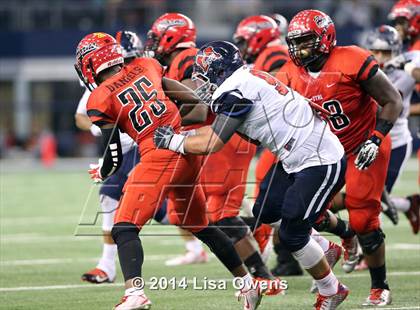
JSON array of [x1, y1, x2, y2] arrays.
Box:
[[233, 15, 280, 63], [286, 9, 336, 67], [75, 32, 123, 91], [388, 0, 420, 39], [146, 13, 196, 60]]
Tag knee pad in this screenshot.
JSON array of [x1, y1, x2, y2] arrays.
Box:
[[278, 218, 311, 252], [357, 229, 385, 255], [215, 216, 249, 244], [111, 222, 139, 246], [313, 210, 332, 232], [291, 237, 324, 269], [100, 195, 119, 231]]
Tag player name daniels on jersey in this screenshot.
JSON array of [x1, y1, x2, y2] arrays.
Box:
[[105, 65, 145, 92]]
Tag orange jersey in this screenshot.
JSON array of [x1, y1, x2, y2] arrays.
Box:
[[165, 47, 198, 81], [253, 44, 289, 72], [87, 57, 182, 156], [276, 45, 379, 155]]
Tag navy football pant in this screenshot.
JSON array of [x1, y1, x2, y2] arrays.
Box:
[[253, 157, 346, 252]]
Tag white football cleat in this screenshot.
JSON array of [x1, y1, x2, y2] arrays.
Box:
[[236, 286, 264, 310], [114, 290, 152, 310], [164, 250, 208, 266], [362, 288, 392, 306], [341, 236, 362, 273], [314, 283, 349, 310]]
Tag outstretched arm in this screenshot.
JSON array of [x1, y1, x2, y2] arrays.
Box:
[[154, 113, 245, 155], [162, 77, 200, 117]]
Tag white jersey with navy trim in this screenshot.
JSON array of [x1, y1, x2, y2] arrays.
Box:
[[385, 51, 419, 149], [76, 88, 135, 154], [211, 66, 344, 174]]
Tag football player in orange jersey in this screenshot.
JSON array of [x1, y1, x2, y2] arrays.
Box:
[[276, 10, 403, 306], [76, 30, 144, 284], [146, 13, 282, 293], [75, 32, 263, 310], [145, 13, 208, 267]]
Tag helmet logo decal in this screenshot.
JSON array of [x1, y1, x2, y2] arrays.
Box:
[[196, 47, 222, 73], [76, 43, 98, 60], [157, 19, 186, 30]]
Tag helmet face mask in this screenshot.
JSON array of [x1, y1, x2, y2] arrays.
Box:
[[286, 10, 336, 68], [287, 32, 321, 67], [192, 72, 218, 105]]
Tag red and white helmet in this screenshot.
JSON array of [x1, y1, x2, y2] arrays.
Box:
[[146, 13, 196, 59], [286, 9, 336, 67], [233, 15, 280, 63], [388, 0, 420, 38], [75, 32, 123, 91]]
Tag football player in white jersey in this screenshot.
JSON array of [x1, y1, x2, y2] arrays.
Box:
[[154, 41, 349, 309], [75, 31, 154, 283], [366, 25, 420, 234]]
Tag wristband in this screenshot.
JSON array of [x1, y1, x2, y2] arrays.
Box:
[[168, 134, 186, 154], [374, 118, 393, 137]]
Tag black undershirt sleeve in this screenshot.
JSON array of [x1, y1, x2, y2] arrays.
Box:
[[211, 113, 246, 143], [100, 127, 123, 178]]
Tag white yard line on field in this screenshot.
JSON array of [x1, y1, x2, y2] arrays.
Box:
[[351, 307, 420, 310], [1, 271, 419, 292], [0, 254, 173, 266]]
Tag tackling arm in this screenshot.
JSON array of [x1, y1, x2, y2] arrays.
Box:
[[162, 77, 200, 117]]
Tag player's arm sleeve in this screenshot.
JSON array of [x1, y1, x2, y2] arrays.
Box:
[[76, 89, 90, 115], [210, 89, 253, 116], [86, 94, 115, 127], [348, 46, 379, 82], [99, 125, 123, 178], [211, 113, 245, 143]]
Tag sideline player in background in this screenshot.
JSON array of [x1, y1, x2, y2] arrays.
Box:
[[366, 25, 420, 234], [76, 32, 262, 310], [145, 13, 208, 266], [74, 30, 143, 284], [277, 10, 403, 306], [155, 41, 349, 309]]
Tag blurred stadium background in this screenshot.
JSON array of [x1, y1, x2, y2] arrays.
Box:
[[0, 0, 419, 161]]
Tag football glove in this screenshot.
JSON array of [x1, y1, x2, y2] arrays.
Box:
[[354, 135, 381, 170], [154, 126, 186, 154], [194, 82, 213, 106], [88, 159, 104, 183]]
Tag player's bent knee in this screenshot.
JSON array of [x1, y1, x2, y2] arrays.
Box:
[[278, 220, 310, 253], [111, 222, 139, 246], [291, 237, 324, 269], [252, 201, 281, 224], [357, 229, 385, 255], [348, 208, 379, 233], [215, 216, 249, 244]]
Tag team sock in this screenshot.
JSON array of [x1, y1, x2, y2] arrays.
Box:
[[97, 243, 117, 278], [330, 218, 355, 239], [185, 238, 204, 255], [391, 197, 410, 212], [315, 269, 339, 296], [369, 264, 389, 290], [244, 251, 272, 279]]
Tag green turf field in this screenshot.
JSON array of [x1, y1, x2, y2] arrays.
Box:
[[1, 158, 419, 310]]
